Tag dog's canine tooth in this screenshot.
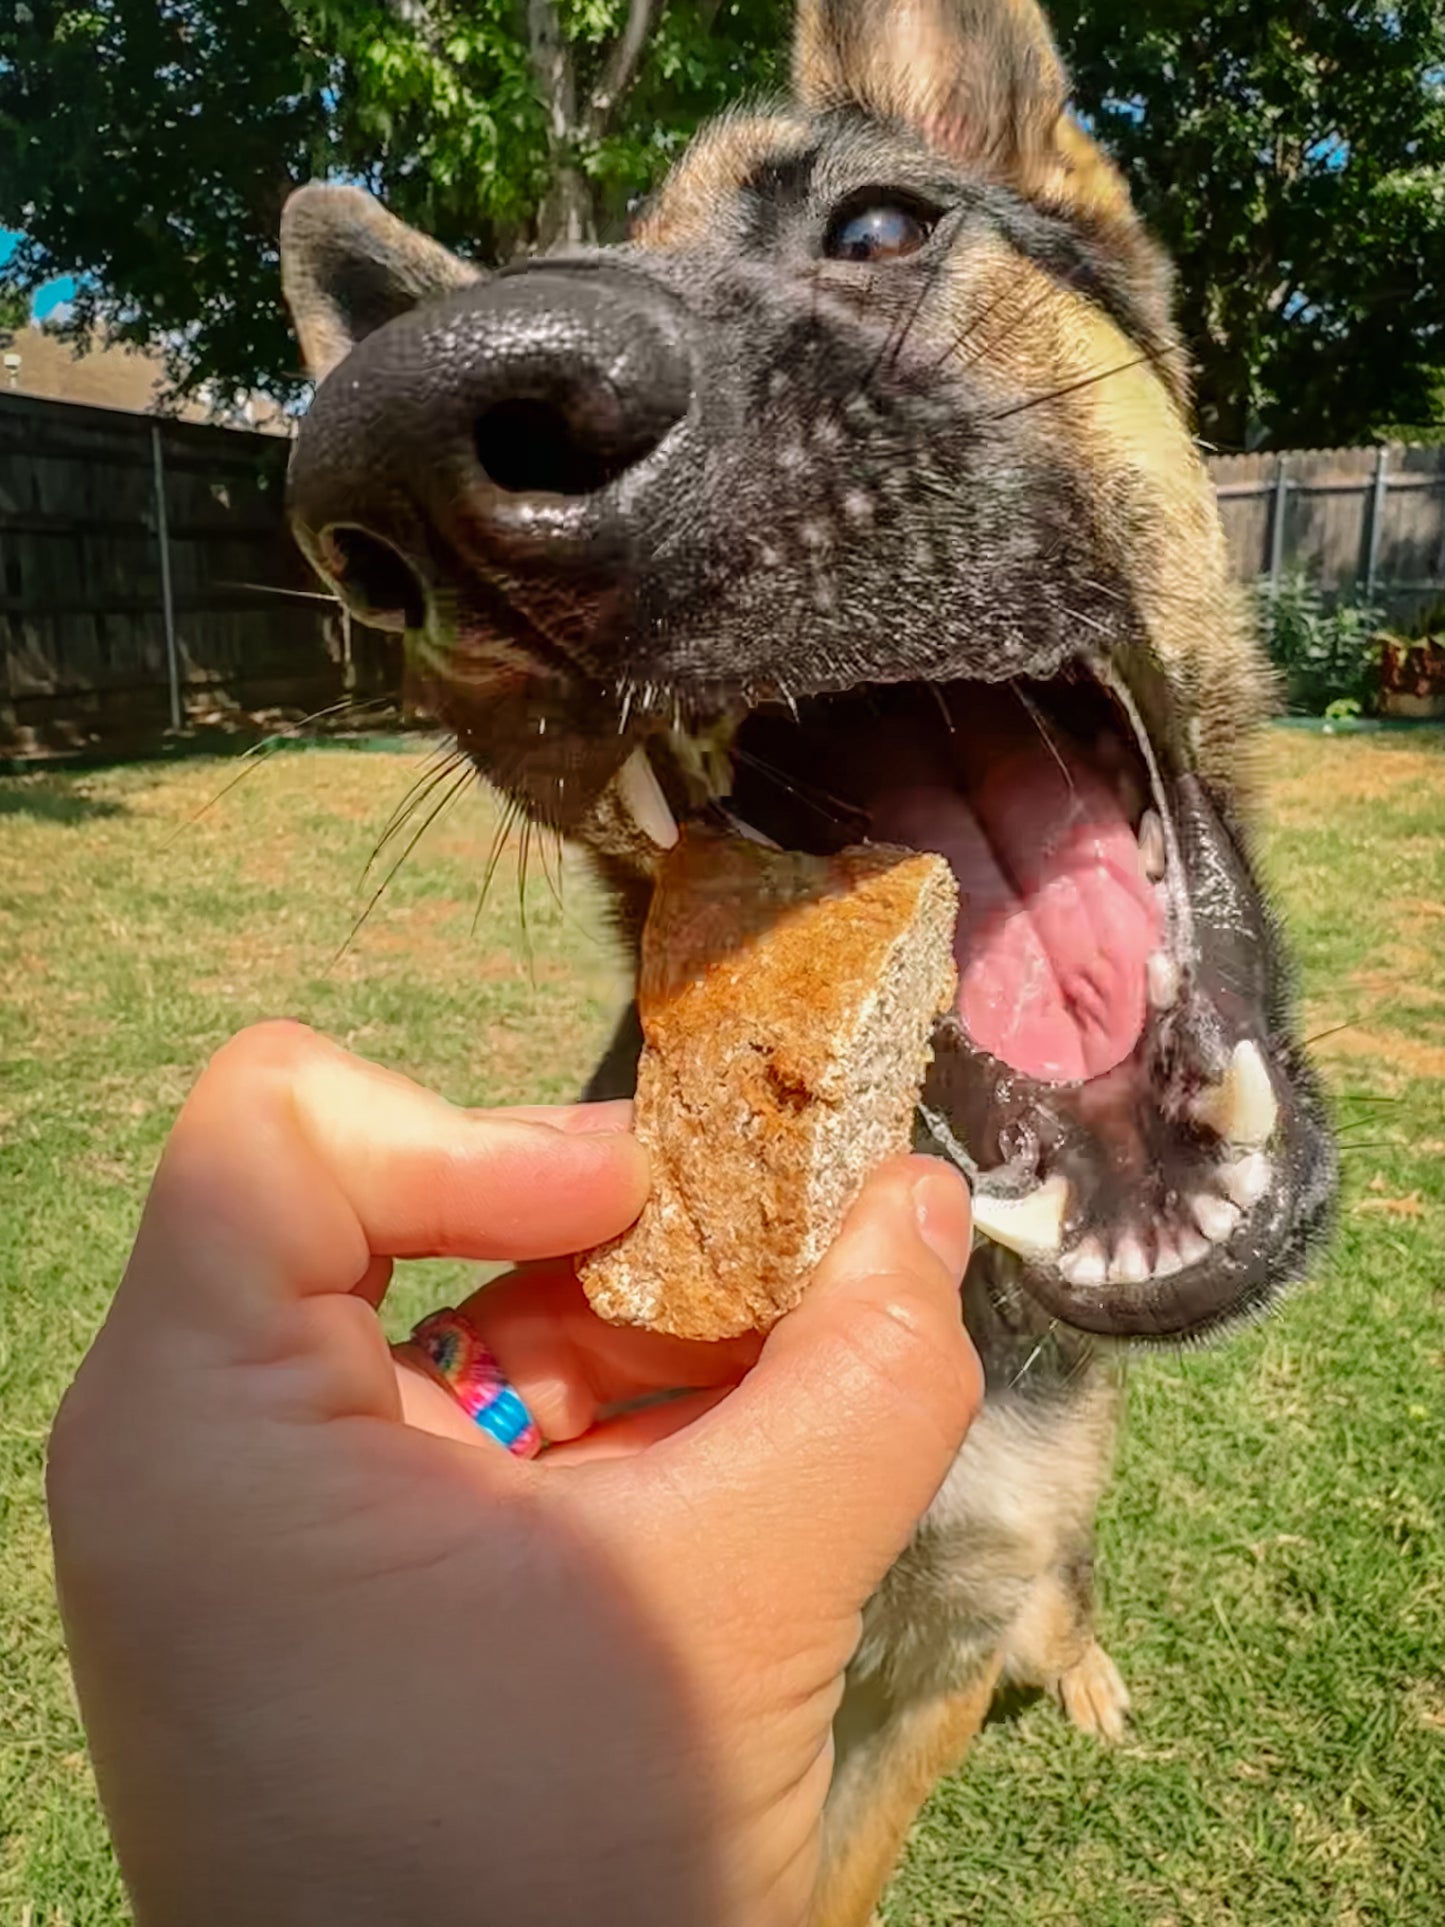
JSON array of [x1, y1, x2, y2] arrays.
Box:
[[1191, 1192, 1242, 1243], [1146, 949, 1179, 1010], [1138, 807, 1166, 881], [1219, 1150, 1271, 1210], [1107, 1235, 1150, 1285], [1176, 1225, 1212, 1268], [1191, 1039, 1278, 1147], [1059, 1236, 1107, 1287], [615, 745, 680, 849], [1151, 1230, 1185, 1278], [971, 1175, 1070, 1260]]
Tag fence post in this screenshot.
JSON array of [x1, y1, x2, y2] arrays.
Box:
[[1362, 443, 1390, 604], [1267, 455, 1290, 587], [149, 422, 183, 732]]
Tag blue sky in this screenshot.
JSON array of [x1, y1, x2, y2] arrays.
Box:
[[0, 228, 77, 319]]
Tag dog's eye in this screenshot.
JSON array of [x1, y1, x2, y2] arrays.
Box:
[[824, 201, 933, 263]]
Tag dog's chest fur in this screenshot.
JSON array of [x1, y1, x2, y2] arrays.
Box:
[[854, 1363, 1121, 1702]]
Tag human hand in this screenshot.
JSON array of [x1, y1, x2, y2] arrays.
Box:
[[48, 1022, 979, 1927]]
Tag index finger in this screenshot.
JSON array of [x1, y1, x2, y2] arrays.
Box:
[[126, 1022, 649, 1355]]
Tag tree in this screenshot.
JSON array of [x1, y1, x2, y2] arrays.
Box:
[[1050, 0, 1445, 448], [0, 289, 30, 336], [2, 0, 1441, 446], [0, 0, 785, 404]]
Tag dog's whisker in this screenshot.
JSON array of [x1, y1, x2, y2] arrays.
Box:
[[472, 795, 524, 937], [364, 746, 468, 887], [1009, 679, 1077, 796], [1009, 1320, 1060, 1389], [731, 745, 867, 829], [164, 690, 401, 846], [984, 347, 1168, 424], [334, 760, 473, 967]]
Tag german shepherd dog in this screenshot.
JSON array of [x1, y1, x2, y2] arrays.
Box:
[[280, 1, 1336, 1917]]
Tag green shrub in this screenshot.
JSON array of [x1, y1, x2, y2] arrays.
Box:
[[1255, 573, 1382, 716]]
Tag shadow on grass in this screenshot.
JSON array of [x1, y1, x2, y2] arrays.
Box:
[[0, 785, 127, 823]]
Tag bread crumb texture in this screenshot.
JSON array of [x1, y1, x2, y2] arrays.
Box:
[[579, 829, 958, 1338]]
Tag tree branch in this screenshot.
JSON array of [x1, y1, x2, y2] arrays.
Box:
[[583, 0, 662, 142], [526, 0, 579, 151], [526, 0, 594, 244]]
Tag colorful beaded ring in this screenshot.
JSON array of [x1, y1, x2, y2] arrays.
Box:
[[409, 1308, 543, 1459]]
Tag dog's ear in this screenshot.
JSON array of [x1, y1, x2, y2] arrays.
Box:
[[281, 185, 478, 382], [794, 0, 1067, 188]]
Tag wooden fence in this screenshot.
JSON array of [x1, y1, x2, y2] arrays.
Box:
[[1209, 443, 1445, 620], [0, 391, 396, 761], [2, 391, 1443, 763]]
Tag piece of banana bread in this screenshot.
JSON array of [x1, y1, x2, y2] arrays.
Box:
[[579, 827, 958, 1339]]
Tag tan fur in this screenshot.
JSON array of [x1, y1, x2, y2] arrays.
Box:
[[280, 185, 477, 382], [793, 0, 1065, 181], [811, 1659, 1003, 1927], [808, 1373, 1124, 1922], [632, 109, 812, 250]]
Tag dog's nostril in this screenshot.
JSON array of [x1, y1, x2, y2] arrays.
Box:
[[321, 525, 428, 631], [474, 396, 638, 498]]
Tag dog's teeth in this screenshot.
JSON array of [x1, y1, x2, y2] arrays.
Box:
[[1107, 1235, 1150, 1285], [1191, 1039, 1278, 1147], [971, 1176, 1070, 1260], [1219, 1150, 1271, 1209], [1059, 1236, 1107, 1287], [1176, 1225, 1212, 1267], [1138, 807, 1166, 881], [615, 746, 679, 850], [1191, 1192, 1242, 1243], [1146, 950, 1179, 1010], [1151, 1230, 1185, 1278]]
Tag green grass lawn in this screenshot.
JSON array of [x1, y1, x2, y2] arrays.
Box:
[[2, 731, 1443, 1924]]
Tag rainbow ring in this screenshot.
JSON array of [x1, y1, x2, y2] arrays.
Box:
[[409, 1308, 543, 1459]]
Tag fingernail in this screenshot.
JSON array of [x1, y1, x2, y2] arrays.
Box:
[[913, 1164, 973, 1278]]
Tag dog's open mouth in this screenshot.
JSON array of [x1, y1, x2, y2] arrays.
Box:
[[607, 657, 1323, 1342]]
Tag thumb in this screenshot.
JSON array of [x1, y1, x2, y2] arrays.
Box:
[[664, 1156, 981, 1616]]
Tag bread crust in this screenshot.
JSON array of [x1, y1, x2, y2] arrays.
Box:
[[579, 829, 958, 1338]]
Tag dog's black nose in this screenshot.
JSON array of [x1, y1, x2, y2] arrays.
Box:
[[287, 265, 694, 631]]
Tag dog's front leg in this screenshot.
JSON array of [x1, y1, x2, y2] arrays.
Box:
[[810, 1654, 1003, 1927]]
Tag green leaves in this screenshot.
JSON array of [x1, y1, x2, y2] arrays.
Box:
[[0, 0, 1438, 443], [1051, 0, 1445, 448], [0, 0, 786, 398]]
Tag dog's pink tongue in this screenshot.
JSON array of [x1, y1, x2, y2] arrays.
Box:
[[871, 742, 1159, 1084]]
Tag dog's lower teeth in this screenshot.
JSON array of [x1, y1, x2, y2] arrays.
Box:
[[1138, 807, 1166, 881], [1151, 1230, 1185, 1277], [971, 1175, 1069, 1260], [1146, 950, 1179, 1010], [616, 745, 680, 849], [1107, 1235, 1150, 1285], [1059, 1237, 1107, 1286], [1191, 1039, 1278, 1148], [1177, 1225, 1212, 1267], [1191, 1192, 1241, 1242], [1219, 1150, 1271, 1210]]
